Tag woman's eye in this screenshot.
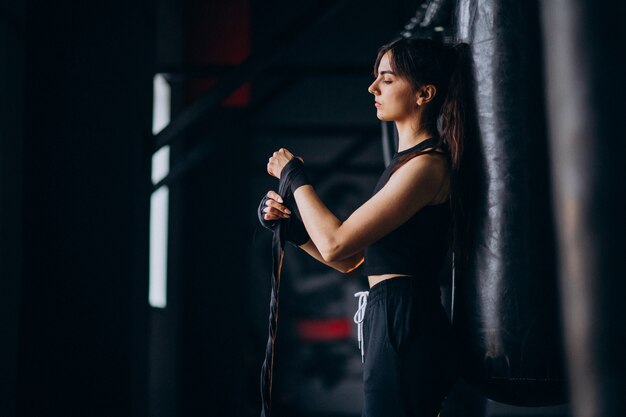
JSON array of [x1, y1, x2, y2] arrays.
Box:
[[383, 80, 392, 84]]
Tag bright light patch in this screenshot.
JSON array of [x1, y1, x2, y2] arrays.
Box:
[[149, 73, 171, 309], [152, 146, 170, 185], [149, 186, 169, 308], [152, 74, 171, 135]]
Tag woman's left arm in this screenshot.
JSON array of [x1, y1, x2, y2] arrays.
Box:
[[268, 148, 449, 263]]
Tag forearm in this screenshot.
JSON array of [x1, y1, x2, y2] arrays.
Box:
[[276, 156, 358, 261], [298, 239, 364, 274], [293, 184, 347, 261]]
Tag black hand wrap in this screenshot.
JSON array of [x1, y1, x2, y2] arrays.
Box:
[[257, 194, 310, 246], [284, 209, 310, 246], [279, 157, 311, 196], [259, 155, 312, 417]]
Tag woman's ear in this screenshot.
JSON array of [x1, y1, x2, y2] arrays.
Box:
[[415, 84, 437, 106]]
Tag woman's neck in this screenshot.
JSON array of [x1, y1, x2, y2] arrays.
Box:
[[395, 118, 436, 153]]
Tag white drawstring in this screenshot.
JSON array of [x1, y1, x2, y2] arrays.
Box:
[[353, 291, 369, 363]]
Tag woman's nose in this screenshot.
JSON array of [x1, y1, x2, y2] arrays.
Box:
[[368, 81, 378, 95]]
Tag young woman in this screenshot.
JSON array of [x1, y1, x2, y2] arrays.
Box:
[[259, 37, 472, 417]]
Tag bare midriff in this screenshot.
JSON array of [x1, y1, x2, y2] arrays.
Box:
[[368, 273, 411, 288]]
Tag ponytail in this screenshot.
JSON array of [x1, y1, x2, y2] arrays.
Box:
[[440, 42, 472, 173], [440, 42, 477, 269]]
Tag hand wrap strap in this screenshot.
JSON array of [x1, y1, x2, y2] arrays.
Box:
[[279, 157, 311, 196], [259, 156, 311, 417], [257, 194, 310, 246]]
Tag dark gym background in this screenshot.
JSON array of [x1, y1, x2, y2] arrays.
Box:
[[2, 0, 624, 417]]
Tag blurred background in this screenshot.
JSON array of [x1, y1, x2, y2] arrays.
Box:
[[2, 0, 625, 416]]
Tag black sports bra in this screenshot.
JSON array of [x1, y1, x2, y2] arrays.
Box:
[[362, 138, 452, 277]]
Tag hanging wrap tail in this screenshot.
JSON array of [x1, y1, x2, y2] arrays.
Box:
[[259, 222, 285, 417], [260, 158, 310, 417]]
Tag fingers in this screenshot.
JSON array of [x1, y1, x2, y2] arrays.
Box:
[[267, 157, 280, 179], [264, 199, 291, 215], [280, 148, 294, 159], [263, 190, 291, 220], [267, 190, 283, 203], [263, 192, 290, 220], [269, 148, 296, 163], [263, 206, 291, 221], [267, 149, 302, 179]]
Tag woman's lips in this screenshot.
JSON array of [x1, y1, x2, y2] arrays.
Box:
[[375, 101, 381, 107]]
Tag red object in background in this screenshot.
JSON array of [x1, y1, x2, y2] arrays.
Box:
[[184, 0, 251, 107], [296, 318, 353, 341]]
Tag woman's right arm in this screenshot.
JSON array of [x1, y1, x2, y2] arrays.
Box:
[[297, 240, 364, 274], [261, 190, 364, 274]]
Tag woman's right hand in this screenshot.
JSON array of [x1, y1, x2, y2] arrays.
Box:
[[257, 190, 310, 246], [261, 190, 292, 221]]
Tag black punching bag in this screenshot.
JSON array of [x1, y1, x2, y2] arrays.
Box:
[[452, 0, 567, 406], [541, 1, 626, 416]]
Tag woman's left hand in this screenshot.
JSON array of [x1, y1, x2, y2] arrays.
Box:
[[267, 148, 302, 179]]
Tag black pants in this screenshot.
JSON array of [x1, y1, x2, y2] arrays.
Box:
[[362, 276, 459, 417]]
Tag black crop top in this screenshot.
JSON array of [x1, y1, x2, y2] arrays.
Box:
[[363, 138, 452, 277]]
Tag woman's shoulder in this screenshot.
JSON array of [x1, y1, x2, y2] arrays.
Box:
[[386, 150, 451, 203], [394, 149, 451, 177]]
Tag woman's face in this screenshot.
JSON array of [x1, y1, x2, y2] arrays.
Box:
[[368, 51, 417, 122]]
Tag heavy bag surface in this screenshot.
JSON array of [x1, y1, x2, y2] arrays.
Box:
[[541, 1, 626, 416], [452, 0, 567, 406]]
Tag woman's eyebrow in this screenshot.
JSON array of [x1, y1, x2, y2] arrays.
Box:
[[379, 70, 396, 75]]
